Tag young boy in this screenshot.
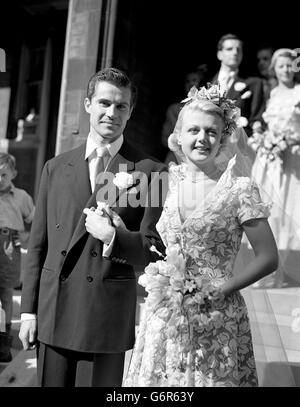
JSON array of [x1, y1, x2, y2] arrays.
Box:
[[0, 153, 34, 362]]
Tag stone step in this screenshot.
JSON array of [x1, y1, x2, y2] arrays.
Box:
[[1, 289, 300, 386], [0, 349, 37, 387]]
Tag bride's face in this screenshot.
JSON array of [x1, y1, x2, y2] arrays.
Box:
[[274, 56, 295, 85], [179, 109, 224, 167]]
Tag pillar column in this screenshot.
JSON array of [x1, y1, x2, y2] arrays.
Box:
[[55, 0, 103, 155]]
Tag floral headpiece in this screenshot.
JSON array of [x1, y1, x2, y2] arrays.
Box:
[[180, 83, 241, 138]]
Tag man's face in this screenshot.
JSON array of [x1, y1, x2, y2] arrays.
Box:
[[274, 56, 295, 86], [217, 39, 243, 69], [0, 165, 16, 191], [257, 49, 272, 77], [84, 81, 133, 142]]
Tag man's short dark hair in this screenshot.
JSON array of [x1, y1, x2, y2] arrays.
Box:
[[257, 46, 274, 55], [86, 67, 137, 107], [217, 33, 243, 51], [0, 153, 16, 171]]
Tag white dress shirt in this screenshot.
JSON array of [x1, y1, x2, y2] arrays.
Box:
[[217, 68, 238, 95], [85, 133, 123, 192]]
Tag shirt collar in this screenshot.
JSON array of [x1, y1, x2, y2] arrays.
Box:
[[85, 134, 124, 160], [0, 183, 15, 196], [218, 67, 238, 80]]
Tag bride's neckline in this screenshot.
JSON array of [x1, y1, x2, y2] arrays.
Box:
[[175, 157, 237, 225], [184, 168, 223, 183], [181, 164, 224, 183]]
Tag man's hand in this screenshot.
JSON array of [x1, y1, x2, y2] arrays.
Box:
[[83, 207, 115, 244], [19, 319, 37, 350], [96, 202, 127, 230]]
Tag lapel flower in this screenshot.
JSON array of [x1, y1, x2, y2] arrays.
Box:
[[237, 116, 249, 128], [241, 90, 252, 99], [234, 81, 247, 92], [113, 172, 134, 189]]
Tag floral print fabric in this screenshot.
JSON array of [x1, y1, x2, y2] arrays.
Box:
[[124, 157, 271, 387]]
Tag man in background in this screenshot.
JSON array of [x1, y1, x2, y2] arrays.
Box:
[[213, 33, 266, 135]]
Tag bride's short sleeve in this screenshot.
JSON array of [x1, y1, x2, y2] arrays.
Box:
[[236, 177, 272, 225]]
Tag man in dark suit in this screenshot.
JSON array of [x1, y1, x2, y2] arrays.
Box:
[[213, 33, 266, 136], [19, 68, 167, 387]]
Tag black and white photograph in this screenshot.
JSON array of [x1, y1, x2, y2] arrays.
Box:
[[0, 0, 300, 392]]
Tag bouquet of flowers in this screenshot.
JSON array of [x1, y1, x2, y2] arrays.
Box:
[[248, 129, 289, 163], [248, 101, 300, 163], [139, 243, 224, 349]]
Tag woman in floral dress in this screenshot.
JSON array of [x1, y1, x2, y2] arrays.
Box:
[[124, 85, 278, 387], [250, 49, 300, 287]]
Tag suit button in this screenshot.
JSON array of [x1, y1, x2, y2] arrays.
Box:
[[60, 275, 66, 282], [86, 276, 93, 283], [91, 250, 97, 257], [61, 250, 67, 256]]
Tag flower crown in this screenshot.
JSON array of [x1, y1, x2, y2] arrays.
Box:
[[181, 83, 241, 138]]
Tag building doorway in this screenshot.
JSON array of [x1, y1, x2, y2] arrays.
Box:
[[112, 0, 299, 160]]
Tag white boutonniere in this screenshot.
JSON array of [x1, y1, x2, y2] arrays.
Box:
[[234, 81, 247, 92], [237, 116, 249, 128], [113, 172, 134, 189], [241, 90, 252, 99]]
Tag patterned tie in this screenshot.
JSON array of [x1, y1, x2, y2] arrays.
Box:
[[94, 146, 108, 190]]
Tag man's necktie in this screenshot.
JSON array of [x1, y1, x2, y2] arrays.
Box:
[[94, 146, 108, 190], [219, 71, 235, 95]]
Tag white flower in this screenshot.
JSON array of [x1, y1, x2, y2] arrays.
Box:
[[237, 116, 248, 128], [241, 90, 252, 99], [149, 245, 165, 258], [138, 273, 149, 287], [113, 172, 134, 189], [277, 140, 288, 151], [145, 262, 159, 276], [234, 81, 247, 92]]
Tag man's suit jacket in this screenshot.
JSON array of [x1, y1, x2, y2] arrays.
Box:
[[213, 73, 266, 135], [21, 140, 167, 353]]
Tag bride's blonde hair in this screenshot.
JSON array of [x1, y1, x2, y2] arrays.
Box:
[[168, 85, 240, 160]]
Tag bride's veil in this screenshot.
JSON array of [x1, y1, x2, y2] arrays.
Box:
[[227, 128, 298, 387]]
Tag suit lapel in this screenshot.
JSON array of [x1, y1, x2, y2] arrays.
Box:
[[65, 144, 91, 209], [227, 76, 245, 100], [67, 141, 135, 252]]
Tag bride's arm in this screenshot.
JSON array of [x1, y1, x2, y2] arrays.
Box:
[[220, 218, 278, 297]]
